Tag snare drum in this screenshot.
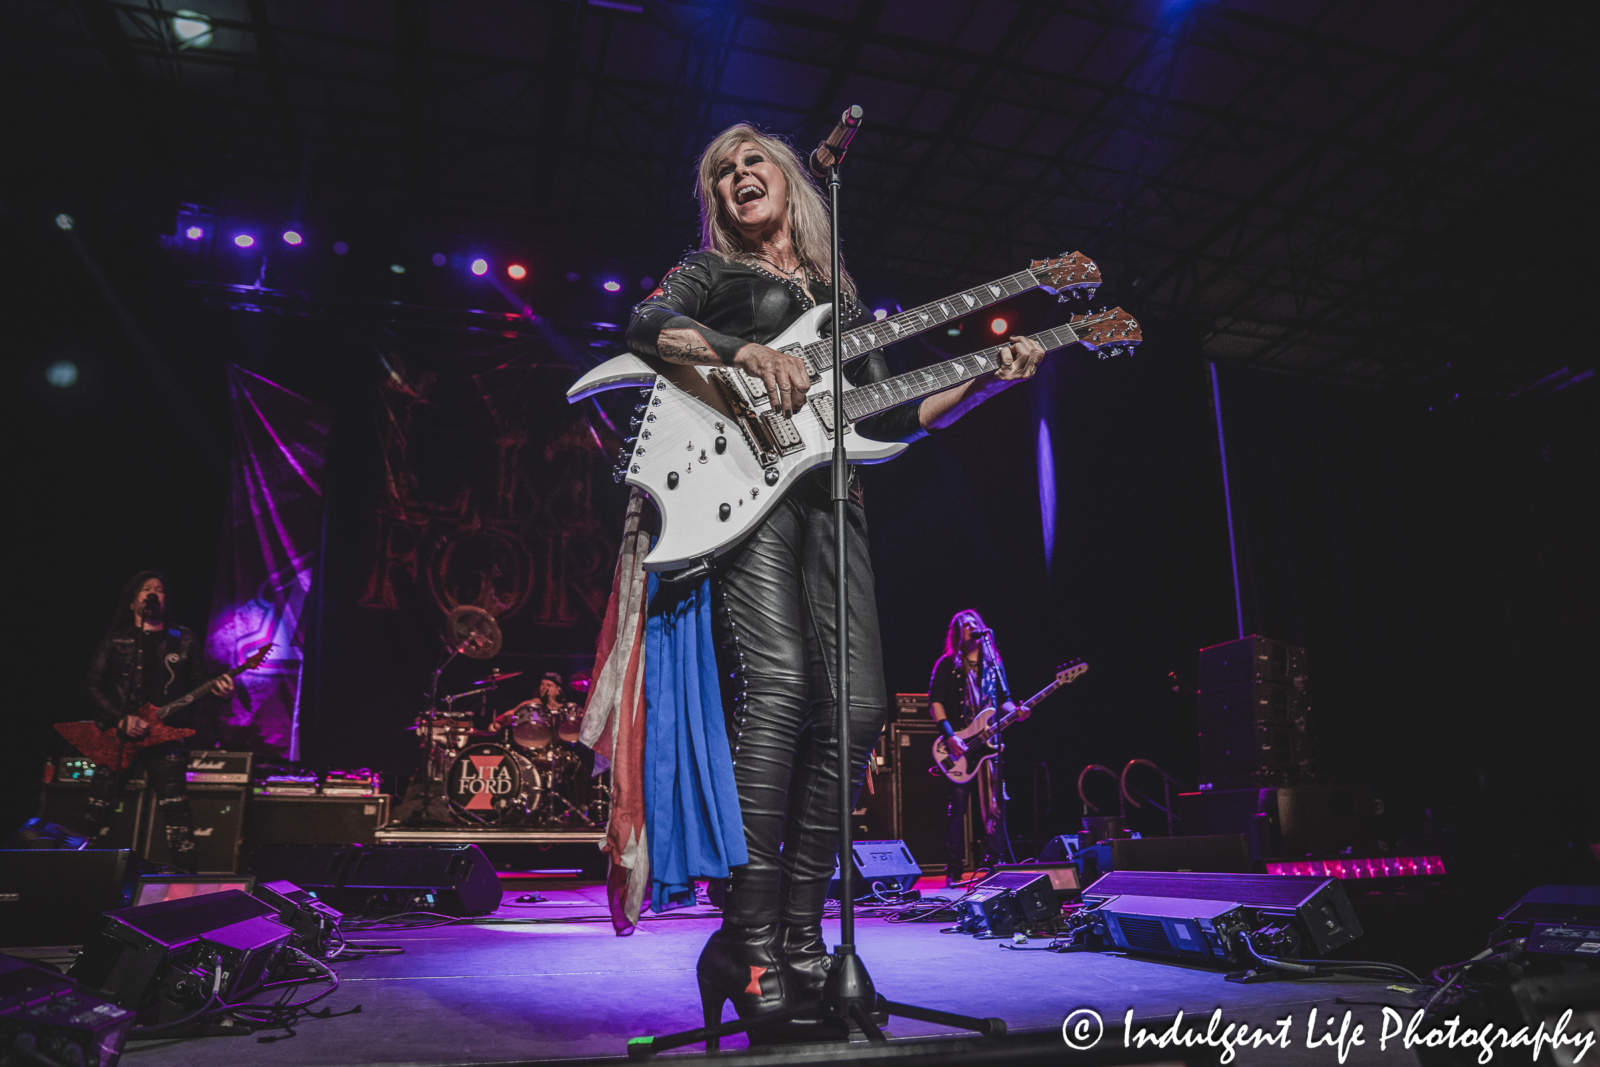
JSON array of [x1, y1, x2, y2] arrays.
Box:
[[447, 742, 542, 824]]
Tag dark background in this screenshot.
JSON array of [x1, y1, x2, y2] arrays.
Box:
[[4, 1, 1595, 931]]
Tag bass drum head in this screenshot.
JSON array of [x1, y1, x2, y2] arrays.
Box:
[[447, 743, 541, 824]]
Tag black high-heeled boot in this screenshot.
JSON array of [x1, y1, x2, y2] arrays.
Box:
[[778, 875, 832, 999], [697, 870, 839, 1049]]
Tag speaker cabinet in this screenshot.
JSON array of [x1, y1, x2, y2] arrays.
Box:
[[37, 780, 148, 851], [852, 735, 895, 840], [248, 843, 501, 916], [889, 723, 970, 875], [144, 785, 248, 874], [0, 850, 134, 948], [243, 794, 391, 854]]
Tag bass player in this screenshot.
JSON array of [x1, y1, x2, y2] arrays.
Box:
[[928, 608, 1028, 884], [80, 572, 234, 871]]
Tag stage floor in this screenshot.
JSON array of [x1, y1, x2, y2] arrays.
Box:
[[116, 879, 1429, 1066]]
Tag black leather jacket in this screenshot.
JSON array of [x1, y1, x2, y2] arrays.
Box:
[[85, 625, 207, 729], [626, 252, 926, 449]]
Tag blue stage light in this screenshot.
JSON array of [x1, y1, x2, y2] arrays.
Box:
[[47, 361, 79, 388], [234, 234, 256, 248], [873, 308, 888, 320], [54, 214, 74, 231], [471, 258, 489, 276], [602, 280, 621, 292], [186, 225, 204, 241], [282, 230, 303, 246], [390, 264, 406, 274], [432, 253, 447, 267]]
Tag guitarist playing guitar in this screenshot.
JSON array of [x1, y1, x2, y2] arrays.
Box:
[[928, 609, 1023, 885], [76, 572, 237, 870]]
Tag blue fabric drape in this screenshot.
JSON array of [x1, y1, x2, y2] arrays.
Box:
[[643, 574, 748, 913]]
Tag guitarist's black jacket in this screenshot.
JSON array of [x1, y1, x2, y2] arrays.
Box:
[[627, 251, 926, 449], [86, 625, 207, 729]]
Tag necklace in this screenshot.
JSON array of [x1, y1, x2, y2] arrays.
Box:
[[746, 258, 817, 311]]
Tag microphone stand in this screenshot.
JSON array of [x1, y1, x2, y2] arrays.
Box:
[[631, 110, 1006, 1059]]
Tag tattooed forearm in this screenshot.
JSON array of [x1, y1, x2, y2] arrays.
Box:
[[657, 328, 723, 365]]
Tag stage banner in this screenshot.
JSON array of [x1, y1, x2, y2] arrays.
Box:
[[207, 365, 331, 758], [354, 334, 624, 685]]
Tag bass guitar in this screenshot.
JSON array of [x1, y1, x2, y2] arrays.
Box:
[[568, 275, 1140, 573], [930, 659, 1088, 784], [56, 644, 273, 770]]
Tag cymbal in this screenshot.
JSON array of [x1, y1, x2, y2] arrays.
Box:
[[446, 605, 502, 660], [473, 670, 522, 686]]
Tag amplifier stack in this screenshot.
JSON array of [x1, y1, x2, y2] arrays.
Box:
[[1196, 635, 1311, 789]]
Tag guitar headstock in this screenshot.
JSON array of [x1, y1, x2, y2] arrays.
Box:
[[1055, 659, 1089, 685], [241, 644, 274, 671], [1067, 307, 1141, 359], [1029, 252, 1101, 300]]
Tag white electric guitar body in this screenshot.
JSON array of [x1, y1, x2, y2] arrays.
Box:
[[565, 254, 1138, 573]]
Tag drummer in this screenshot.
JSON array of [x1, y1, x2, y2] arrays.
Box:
[[497, 671, 595, 816]]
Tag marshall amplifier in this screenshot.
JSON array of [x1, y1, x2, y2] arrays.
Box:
[[144, 785, 249, 874], [185, 750, 253, 785]]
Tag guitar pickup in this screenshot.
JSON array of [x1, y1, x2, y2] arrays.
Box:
[[809, 393, 851, 438], [757, 411, 804, 454]]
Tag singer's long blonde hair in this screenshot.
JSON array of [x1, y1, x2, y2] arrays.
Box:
[[693, 124, 859, 306]]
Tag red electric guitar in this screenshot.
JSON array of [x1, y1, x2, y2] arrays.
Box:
[[56, 644, 272, 770]]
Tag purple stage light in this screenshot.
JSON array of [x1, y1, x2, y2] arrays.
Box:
[[282, 230, 303, 246], [185, 225, 204, 241], [333, 241, 349, 255], [640, 276, 655, 290], [602, 280, 621, 292], [234, 234, 256, 248], [873, 308, 888, 320], [432, 253, 447, 267], [566, 271, 580, 282], [1037, 417, 1056, 570], [471, 258, 489, 276]]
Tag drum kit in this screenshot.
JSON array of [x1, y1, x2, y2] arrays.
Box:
[[409, 606, 608, 828]]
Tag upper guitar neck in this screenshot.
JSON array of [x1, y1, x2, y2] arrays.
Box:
[[808, 269, 1041, 369]]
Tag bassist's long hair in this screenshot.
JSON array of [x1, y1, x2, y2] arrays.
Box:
[[693, 124, 859, 307], [943, 608, 1005, 670]]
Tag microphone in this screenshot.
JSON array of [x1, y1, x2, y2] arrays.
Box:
[[809, 105, 864, 178], [140, 593, 159, 617]]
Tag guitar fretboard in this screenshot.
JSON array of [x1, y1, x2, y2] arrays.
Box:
[[800, 270, 1040, 370], [843, 320, 1093, 421]]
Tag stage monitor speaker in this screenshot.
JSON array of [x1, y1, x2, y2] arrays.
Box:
[[69, 889, 287, 1020], [1198, 635, 1306, 690], [826, 839, 921, 900], [1082, 869, 1362, 955], [1037, 835, 1080, 863], [144, 784, 248, 874], [243, 794, 390, 851], [0, 849, 134, 948], [890, 723, 969, 874], [249, 843, 501, 916], [994, 862, 1081, 905], [1077, 834, 1253, 883], [0, 954, 136, 1067], [251, 880, 343, 958]]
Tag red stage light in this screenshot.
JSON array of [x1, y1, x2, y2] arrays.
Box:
[[990, 317, 1008, 335], [507, 264, 527, 280]]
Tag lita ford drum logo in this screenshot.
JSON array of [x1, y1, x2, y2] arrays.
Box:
[[456, 753, 513, 809]]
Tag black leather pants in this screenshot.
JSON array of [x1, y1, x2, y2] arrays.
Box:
[[714, 478, 888, 947]]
